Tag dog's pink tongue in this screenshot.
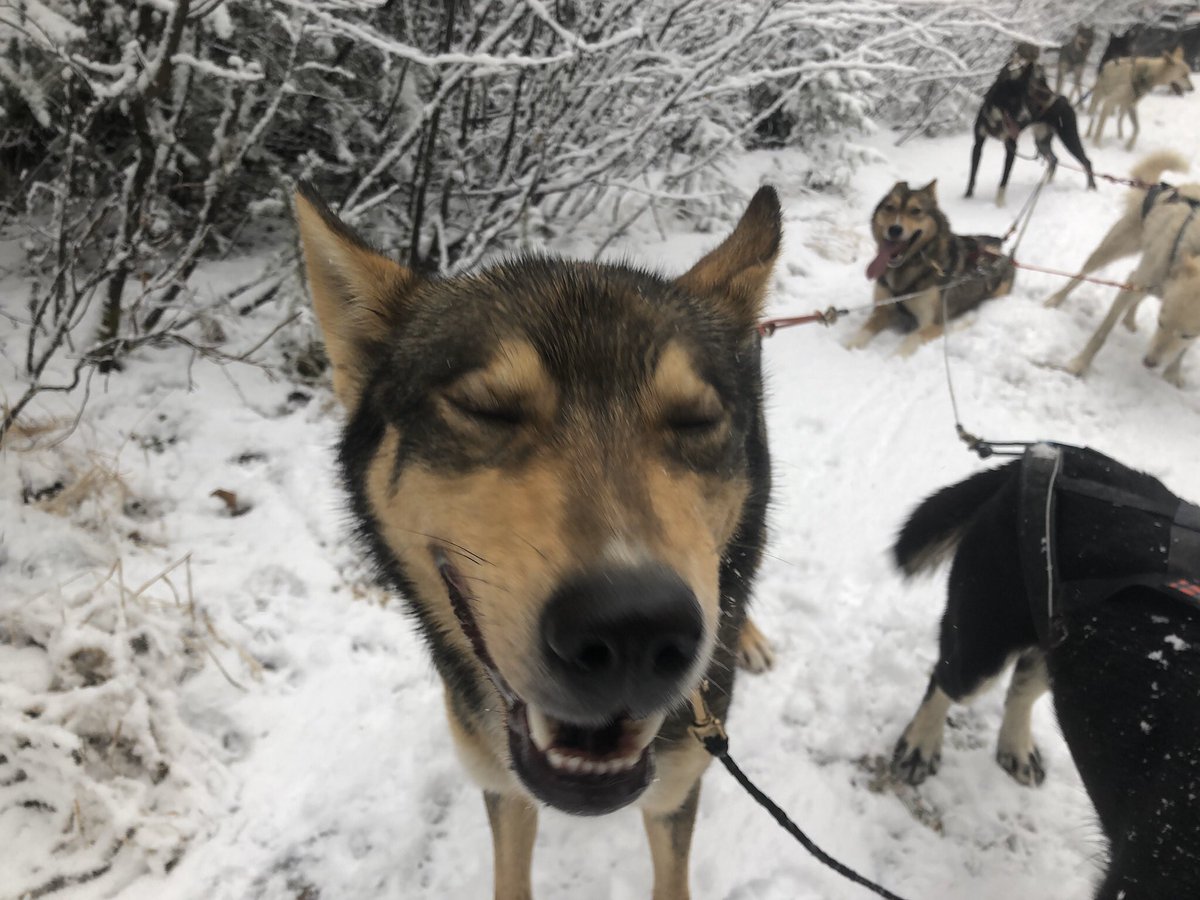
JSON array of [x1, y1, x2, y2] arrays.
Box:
[[866, 241, 901, 281]]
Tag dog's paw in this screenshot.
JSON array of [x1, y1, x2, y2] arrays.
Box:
[[897, 334, 924, 358], [845, 331, 873, 351], [890, 738, 941, 786], [1064, 355, 1089, 378], [996, 745, 1046, 787], [1122, 312, 1139, 332], [736, 618, 775, 674], [1043, 293, 1066, 309], [1165, 368, 1186, 389]]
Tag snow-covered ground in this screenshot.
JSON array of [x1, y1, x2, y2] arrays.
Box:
[[3, 86, 1200, 900]]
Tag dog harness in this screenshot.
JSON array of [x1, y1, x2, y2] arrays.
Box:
[[1018, 443, 1200, 646], [1139, 185, 1200, 272]]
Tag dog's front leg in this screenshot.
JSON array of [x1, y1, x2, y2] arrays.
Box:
[[1163, 346, 1190, 387], [1066, 283, 1144, 376], [484, 791, 538, 900], [892, 676, 953, 785], [995, 649, 1049, 786], [996, 138, 1017, 207], [643, 782, 701, 900], [896, 287, 942, 357], [965, 129, 985, 198], [1124, 104, 1139, 150], [847, 290, 896, 350]]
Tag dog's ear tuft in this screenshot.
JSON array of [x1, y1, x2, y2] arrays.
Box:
[[893, 180, 909, 195], [919, 179, 938, 201], [676, 185, 782, 329], [295, 184, 417, 410]]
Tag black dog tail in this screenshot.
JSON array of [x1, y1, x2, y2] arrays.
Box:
[[893, 463, 1017, 577]]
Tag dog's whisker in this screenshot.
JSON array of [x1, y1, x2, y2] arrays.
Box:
[[513, 533, 550, 562], [455, 574, 512, 594], [397, 528, 493, 567]]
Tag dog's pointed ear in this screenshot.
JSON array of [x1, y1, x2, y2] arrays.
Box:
[[295, 183, 417, 409], [893, 180, 909, 194], [676, 186, 781, 329], [920, 179, 939, 201]]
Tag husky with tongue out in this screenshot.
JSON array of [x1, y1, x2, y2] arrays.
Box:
[[850, 179, 1015, 356]]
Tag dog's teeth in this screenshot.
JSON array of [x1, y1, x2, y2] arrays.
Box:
[[546, 749, 566, 769], [563, 756, 583, 774], [527, 708, 556, 751]]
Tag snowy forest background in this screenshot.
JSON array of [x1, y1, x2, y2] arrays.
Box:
[[2, 1, 1199, 898], [3, 0, 1186, 436]]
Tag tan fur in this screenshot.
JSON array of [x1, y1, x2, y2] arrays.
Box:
[[484, 792, 537, 900], [1052, 154, 1200, 385], [1088, 49, 1194, 149], [294, 195, 417, 409]]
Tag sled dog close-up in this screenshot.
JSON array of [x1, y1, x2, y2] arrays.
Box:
[[851, 179, 1014, 355], [1043, 151, 1200, 386], [294, 184, 781, 899], [891, 444, 1200, 899]]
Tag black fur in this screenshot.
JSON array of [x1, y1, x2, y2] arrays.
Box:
[[966, 62, 1096, 200], [896, 450, 1200, 896]]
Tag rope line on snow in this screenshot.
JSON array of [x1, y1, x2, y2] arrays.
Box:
[[689, 686, 913, 900]]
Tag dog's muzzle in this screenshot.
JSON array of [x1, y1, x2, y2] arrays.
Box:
[[437, 554, 704, 815]]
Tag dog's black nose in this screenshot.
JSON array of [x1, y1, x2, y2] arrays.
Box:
[[886, 224, 903, 240], [540, 565, 703, 720]]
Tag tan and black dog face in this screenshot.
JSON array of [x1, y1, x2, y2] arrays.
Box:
[[295, 186, 779, 815], [866, 180, 940, 280]]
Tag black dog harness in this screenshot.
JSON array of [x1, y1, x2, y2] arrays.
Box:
[[1138, 184, 1200, 278], [1018, 443, 1200, 646]]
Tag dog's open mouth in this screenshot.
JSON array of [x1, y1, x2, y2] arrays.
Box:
[[865, 230, 921, 280], [508, 704, 658, 815], [437, 556, 659, 815]]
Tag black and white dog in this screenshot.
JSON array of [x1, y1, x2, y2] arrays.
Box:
[[891, 444, 1200, 899], [966, 59, 1096, 206]]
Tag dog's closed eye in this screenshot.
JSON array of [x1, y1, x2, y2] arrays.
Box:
[[662, 400, 727, 436], [442, 390, 527, 429]]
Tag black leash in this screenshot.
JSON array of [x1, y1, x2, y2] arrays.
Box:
[[690, 689, 912, 900]]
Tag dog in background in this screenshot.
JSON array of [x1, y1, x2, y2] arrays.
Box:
[[890, 443, 1200, 898], [1088, 48, 1194, 149], [850, 180, 1014, 355], [1053, 24, 1097, 104], [1098, 28, 1135, 74], [1044, 151, 1200, 386], [295, 184, 781, 899], [967, 58, 1096, 206]]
